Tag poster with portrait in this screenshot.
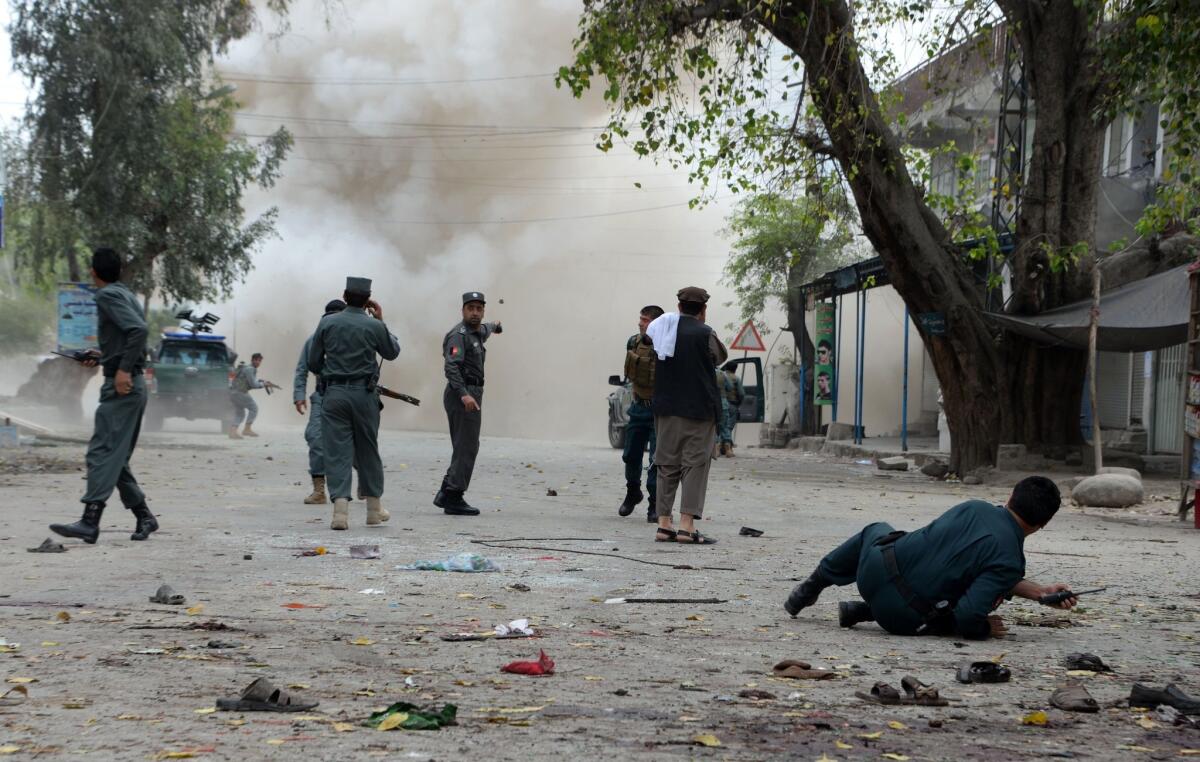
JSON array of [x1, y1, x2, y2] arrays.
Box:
[[57, 282, 99, 353], [814, 302, 835, 406]]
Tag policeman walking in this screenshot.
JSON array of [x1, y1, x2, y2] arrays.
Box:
[[293, 299, 347, 504], [307, 277, 401, 530], [619, 305, 664, 521], [435, 292, 502, 516], [50, 247, 159, 544], [229, 353, 278, 439]]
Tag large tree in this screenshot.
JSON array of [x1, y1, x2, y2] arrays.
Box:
[[7, 0, 292, 304], [721, 190, 854, 434], [558, 0, 1200, 472]]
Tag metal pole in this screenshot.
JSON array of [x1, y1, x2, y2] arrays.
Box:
[[1088, 267, 1103, 472], [853, 290, 861, 442], [834, 296, 842, 421], [902, 305, 910, 452], [798, 306, 807, 434], [858, 291, 867, 445]]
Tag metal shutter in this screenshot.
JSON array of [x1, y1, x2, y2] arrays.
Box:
[[1096, 352, 1132, 429]]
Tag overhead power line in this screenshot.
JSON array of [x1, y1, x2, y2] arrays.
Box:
[[218, 70, 556, 86]]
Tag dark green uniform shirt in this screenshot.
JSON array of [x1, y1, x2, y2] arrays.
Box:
[[308, 307, 401, 380], [893, 500, 1026, 640], [95, 282, 148, 377], [443, 321, 498, 396]]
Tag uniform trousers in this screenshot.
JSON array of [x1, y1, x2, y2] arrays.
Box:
[[321, 385, 384, 500], [817, 521, 924, 635], [443, 383, 483, 493], [305, 392, 325, 475], [622, 400, 657, 495], [230, 391, 258, 426], [82, 376, 147, 508], [718, 400, 737, 444], [653, 415, 716, 519]]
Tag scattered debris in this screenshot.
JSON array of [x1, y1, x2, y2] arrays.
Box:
[[0, 686, 28, 707], [920, 461, 950, 479], [295, 547, 329, 557], [773, 660, 836, 680], [365, 702, 458, 731], [955, 662, 1011, 684], [26, 538, 66, 553], [738, 526, 764, 537], [148, 585, 186, 605], [1063, 653, 1112, 672], [876, 456, 909, 472], [215, 677, 319, 712], [546, 489, 558, 497], [738, 689, 776, 701], [495, 618, 535, 636], [349, 545, 380, 560], [395, 553, 500, 573], [604, 597, 727, 605], [501, 650, 555, 676], [358, 588, 385, 595], [506, 583, 531, 592], [1050, 683, 1099, 713]]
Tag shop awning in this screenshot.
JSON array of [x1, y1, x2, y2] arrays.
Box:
[[986, 264, 1190, 352]]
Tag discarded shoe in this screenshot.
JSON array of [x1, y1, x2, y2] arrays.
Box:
[[900, 675, 949, 706], [955, 661, 1011, 684], [1063, 652, 1112, 672], [855, 682, 902, 705], [1050, 683, 1099, 713], [215, 677, 318, 712], [773, 660, 837, 680], [738, 526, 764, 537], [1130, 683, 1200, 715], [27, 538, 66, 553], [148, 584, 186, 605]]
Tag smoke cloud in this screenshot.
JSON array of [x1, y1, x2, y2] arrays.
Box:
[[213, 0, 739, 442]]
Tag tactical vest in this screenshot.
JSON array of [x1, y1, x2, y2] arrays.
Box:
[[625, 335, 656, 401]]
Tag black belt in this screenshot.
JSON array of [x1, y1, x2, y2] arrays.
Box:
[[325, 379, 371, 388]]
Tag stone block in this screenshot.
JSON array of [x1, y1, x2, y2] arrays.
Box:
[[826, 422, 854, 441], [920, 461, 950, 479], [877, 456, 909, 472], [1071, 474, 1144, 508]]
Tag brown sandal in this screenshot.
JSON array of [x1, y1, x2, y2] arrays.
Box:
[[676, 530, 717, 545], [654, 528, 677, 543]]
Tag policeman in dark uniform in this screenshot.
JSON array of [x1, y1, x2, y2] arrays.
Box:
[[307, 277, 401, 530], [435, 292, 502, 516], [50, 247, 158, 544], [783, 476, 1078, 639], [619, 305, 663, 522]]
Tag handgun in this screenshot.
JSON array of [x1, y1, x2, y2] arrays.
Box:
[[1038, 587, 1106, 606], [52, 349, 99, 363]]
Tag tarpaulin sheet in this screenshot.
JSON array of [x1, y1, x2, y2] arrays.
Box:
[[986, 265, 1189, 352]]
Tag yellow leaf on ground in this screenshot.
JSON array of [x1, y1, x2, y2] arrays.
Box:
[[583, 676, 604, 681], [377, 712, 409, 731], [1066, 670, 1096, 677], [835, 740, 853, 749], [350, 638, 375, 646], [226, 719, 245, 727], [314, 546, 327, 555], [332, 722, 356, 732], [457, 593, 476, 599], [816, 755, 836, 762], [1137, 716, 1160, 729], [860, 731, 883, 739], [154, 753, 196, 760], [6, 678, 35, 684], [265, 739, 285, 746], [882, 755, 911, 761], [0, 748, 19, 756], [686, 615, 704, 621], [194, 707, 216, 715], [692, 734, 721, 747], [186, 605, 204, 616], [55, 611, 71, 623], [1179, 750, 1200, 756], [40, 642, 59, 647], [1021, 711, 1049, 726], [888, 721, 907, 730], [116, 714, 141, 720]]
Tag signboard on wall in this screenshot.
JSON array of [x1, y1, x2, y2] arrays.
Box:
[[57, 282, 99, 353], [814, 302, 835, 406]]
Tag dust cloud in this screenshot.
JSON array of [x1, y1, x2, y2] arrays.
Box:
[[206, 0, 740, 444]]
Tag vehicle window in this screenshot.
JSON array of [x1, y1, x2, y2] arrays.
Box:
[[160, 343, 227, 366]]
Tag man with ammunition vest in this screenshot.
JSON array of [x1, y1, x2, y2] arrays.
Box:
[[619, 305, 664, 521]]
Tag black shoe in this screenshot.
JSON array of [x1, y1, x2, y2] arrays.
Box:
[[784, 569, 831, 617], [646, 496, 657, 523], [443, 491, 480, 517], [618, 484, 643, 517], [1165, 684, 1200, 715], [129, 503, 159, 541], [838, 600, 874, 628], [1134, 683, 1200, 714], [433, 489, 447, 508], [50, 502, 105, 544]]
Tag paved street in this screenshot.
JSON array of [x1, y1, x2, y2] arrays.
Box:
[[1, 425, 1198, 760]]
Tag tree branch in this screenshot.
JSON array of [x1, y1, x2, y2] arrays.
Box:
[[668, 0, 744, 35]]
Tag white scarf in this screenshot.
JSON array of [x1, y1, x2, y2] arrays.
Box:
[[645, 312, 681, 360]]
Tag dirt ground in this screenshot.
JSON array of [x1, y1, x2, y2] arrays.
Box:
[[1, 422, 1198, 760]]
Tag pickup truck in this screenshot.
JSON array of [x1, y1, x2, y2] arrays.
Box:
[[143, 331, 236, 432]]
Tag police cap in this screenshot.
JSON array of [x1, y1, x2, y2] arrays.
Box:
[[345, 276, 372, 295], [462, 291, 486, 306], [676, 286, 710, 305]]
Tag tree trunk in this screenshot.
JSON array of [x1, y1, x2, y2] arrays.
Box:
[[786, 268, 818, 436]]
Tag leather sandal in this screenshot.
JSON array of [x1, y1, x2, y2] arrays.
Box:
[[654, 528, 677, 543], [900, 675, 949, 706], [215, 677, 319, 712], [956, 661, 1011, 684], [1050, 683, 1100, 713], [676, 529, 717, 545], [855, 682, 902, 705]]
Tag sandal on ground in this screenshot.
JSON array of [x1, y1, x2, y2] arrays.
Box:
[[654, 528, 677, 543], [855, 682, 902, 705], [215, 677, 319, 712], [956, 661, 1011, 684], [676, 529, 718, 545], [148, 584, 186, 605], [773, 660, 837, 680], [901, 675, 950, 706], [27, 538, 66, 553], [1050, 683, 1099, 713]]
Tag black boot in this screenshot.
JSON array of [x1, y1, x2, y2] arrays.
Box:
[[646, 494, 657, 523], [618, 484, 643, 517], [50, 503, 105, 544], [433, 480, 450, 508], [129, 503, 159, 541], [443, 490, 480, 516], [838, 600, 875, 628], [784, 568, 832, 617]]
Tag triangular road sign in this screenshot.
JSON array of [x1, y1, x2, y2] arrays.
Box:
[[729, 320, 766, 352]]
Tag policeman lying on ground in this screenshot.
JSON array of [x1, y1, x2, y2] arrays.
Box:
[[784, 476, 1077, 639]]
